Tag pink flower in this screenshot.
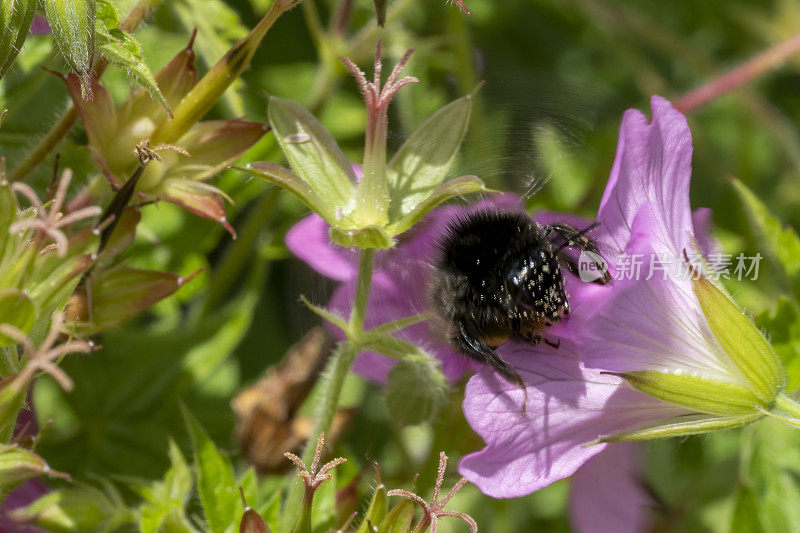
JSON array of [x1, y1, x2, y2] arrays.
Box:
[[459, 97, 747, 532]]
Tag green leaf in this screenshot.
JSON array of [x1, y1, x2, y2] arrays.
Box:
[[0, 290, 36, 346], [95, 23, 171, 115], [738, 419, 800, 532], [599, 412, 763, 443], [358, 333, 432, 361], [731, 485, 764, 533], [386, 175, 496, 236], [44, 0, 95, 97], [0, 0, 36, 80], [731, 178, 800, 282], [387, 95, 472, 222], [299, 295, 348, 332], [137, 439, 196, 533], [329, 225, 395, 250], [183, 406, 241, 533], [268, 96, 356, 222], [385, 359, 449, 426], [614, 371, 762, 415], [692, 271, 785, 403]]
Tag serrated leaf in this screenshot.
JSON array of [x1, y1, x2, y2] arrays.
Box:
[[268, 96, 356, 221], [386, 175, 496, 236], [615, 370, 762, 415], [387, 95, 472, 222], [692, 271, 785, 402], [183, 406, 241, 533], [138, 439, 196, 533], [0, 290, 36, 346], [96, 27, 171, 115]]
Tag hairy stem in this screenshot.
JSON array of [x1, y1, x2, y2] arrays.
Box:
[[281, 248, 375, 529]]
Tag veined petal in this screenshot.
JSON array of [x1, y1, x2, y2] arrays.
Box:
[[286, 213, 358, 282], [459, 342, 690, 498], [598, 96, 693, 258], [580, 206, 749, 387], [569, 443, 652, 533]]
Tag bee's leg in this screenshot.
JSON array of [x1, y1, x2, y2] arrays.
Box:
[[453, 321, 529, 414], [545, 222, 611, 285]]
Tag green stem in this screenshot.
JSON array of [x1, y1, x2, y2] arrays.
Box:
[[281, 248, 375, 530]]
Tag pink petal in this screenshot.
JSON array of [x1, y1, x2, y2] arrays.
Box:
[[286, 214, 359, 282], [569, 443, 653, 533], [598, 96, 693, 259], [579, 207, 747, 385], [459, 341, 688, 498]]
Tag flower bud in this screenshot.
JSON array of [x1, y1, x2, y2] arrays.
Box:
[[0, 445, 68, 493], [385, 359, 449, 426]]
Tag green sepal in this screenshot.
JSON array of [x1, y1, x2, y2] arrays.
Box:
[[0, 290, 36, 346], [385, 359, 449, 426], [597, 412, 763, 443], [0, 0, 36, 80], [242, 162, 333, 224], [0, 445, 69, 495], [613, 370, 763, 415], [377, 499, 415, 533], [356, 466, 387, 533], [329, 225, 395, 250], [387, 175, 497, 236], [692, 271, 785, 402], [387, 95, 472, 222], [44, 0, 96, 97], [0, 375, 29, 440], [268, 96, 356, 220]]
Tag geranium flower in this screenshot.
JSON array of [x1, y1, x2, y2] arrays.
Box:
[[459, 96, 784, 513]]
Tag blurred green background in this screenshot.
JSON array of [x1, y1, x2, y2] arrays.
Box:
[[3, 0, 800, 530]]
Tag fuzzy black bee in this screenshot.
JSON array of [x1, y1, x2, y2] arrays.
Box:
[[430, 210, 611, 386]]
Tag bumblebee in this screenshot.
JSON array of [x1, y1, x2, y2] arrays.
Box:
[[430, 210, 610, 386]]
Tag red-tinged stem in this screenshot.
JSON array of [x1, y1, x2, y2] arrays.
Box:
[[675, 32, 800, 113]]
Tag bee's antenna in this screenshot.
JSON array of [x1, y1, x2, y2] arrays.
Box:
[[555, 221, 601, 253]]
